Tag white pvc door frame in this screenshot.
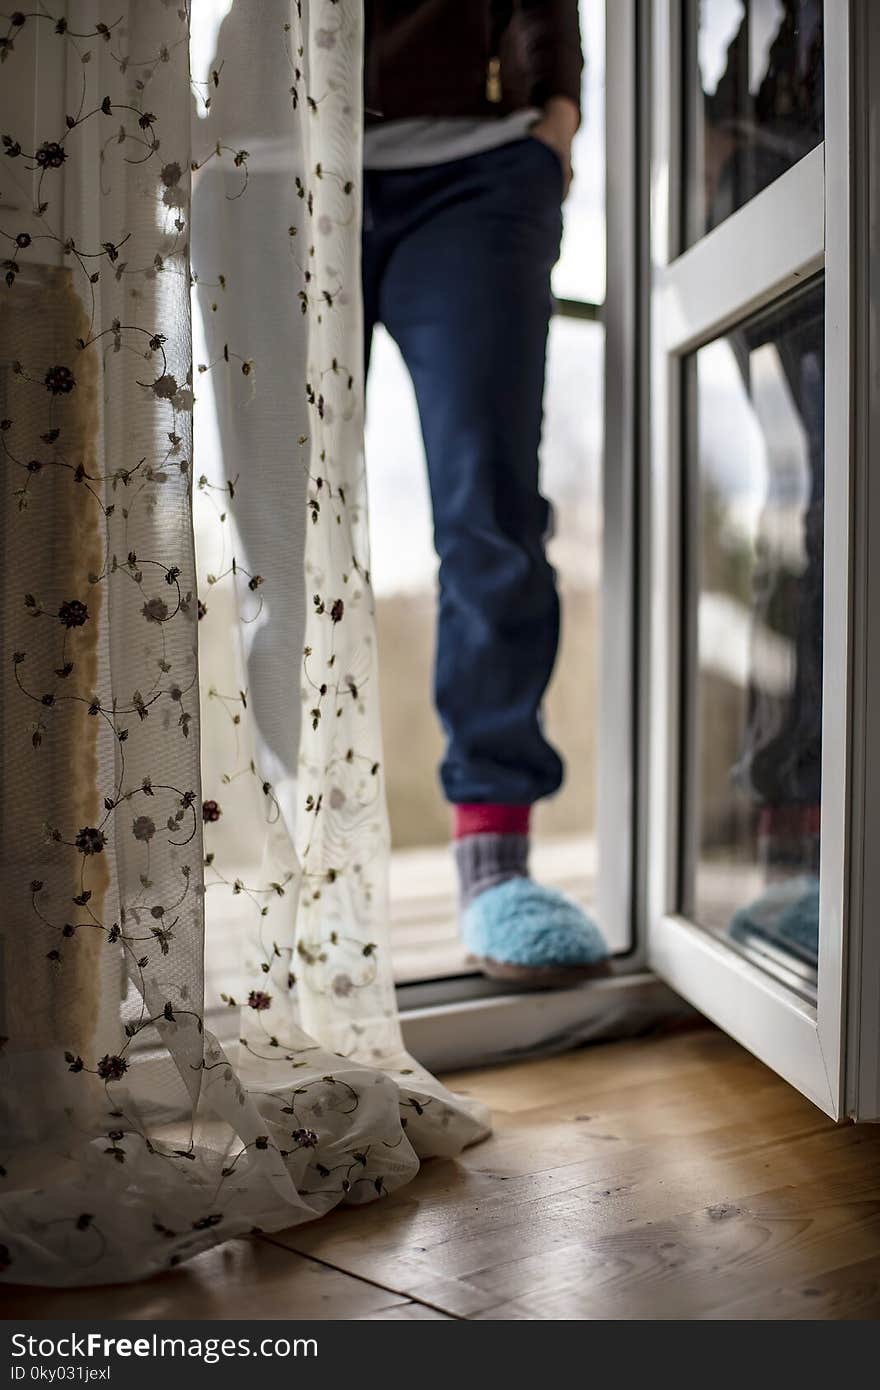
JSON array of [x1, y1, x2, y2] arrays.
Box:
[[646, 0, 880, 1120]]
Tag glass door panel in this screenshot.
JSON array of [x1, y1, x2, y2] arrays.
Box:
[[643, 0, 879, 1118], [685, 0, 824, 244], [684, 281, 824, 1002]]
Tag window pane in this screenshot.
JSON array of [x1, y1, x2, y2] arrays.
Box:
[[685, 283, 824, 1000], [533, 315, 604, 928], [553, 0, 606, 304], [686, 0, 824, 245]]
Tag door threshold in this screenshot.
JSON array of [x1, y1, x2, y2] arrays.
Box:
[[401, 971, 695, 1072]]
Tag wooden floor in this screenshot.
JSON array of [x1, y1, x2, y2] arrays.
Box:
[[6, 1027, 880, 1320]]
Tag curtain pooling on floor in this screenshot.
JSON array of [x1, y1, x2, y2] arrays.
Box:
[[0, 0, 488, 1289]]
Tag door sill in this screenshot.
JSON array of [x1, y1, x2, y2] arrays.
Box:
[[400, 971, 695, 1073]]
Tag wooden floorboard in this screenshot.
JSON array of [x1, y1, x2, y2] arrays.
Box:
[[0, 1238, 425, 1321], [273, 1029, 880, 1320], [4, 1028, 880, 1319]]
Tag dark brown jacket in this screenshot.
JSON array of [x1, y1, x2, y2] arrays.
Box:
[[364, 1, 584, 123]]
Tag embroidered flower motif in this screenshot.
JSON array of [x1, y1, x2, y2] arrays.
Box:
[[152, 926, 173, 955], [150, 373, 179, 400], [132, 815, 156, 842], [75, 826, 106, 855], [15, 232, 31, 249], [58, 599, 89, 628], [331, 972, 353, 998], [44, 365, 75, 395], [35, 141, 66, 169], [197, 600, 208, 620], [291, 1128, 319, 1148], [96, 1054, 127, 1082], [161, 161, 182, 187], [247, 990, 271, 1011], [330, 598, 344, 623], [202, 799, 221, 823], [141, 597, 169, 624], [192, 1213, 223, 1230]]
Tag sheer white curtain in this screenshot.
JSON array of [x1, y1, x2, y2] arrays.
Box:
[[0, 0, 487, 1288]]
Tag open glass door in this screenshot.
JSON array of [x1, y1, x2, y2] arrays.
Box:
[[646, 0, 880, 1118]]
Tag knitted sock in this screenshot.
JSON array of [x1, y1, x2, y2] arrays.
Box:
[[453, 804, 531, 909]]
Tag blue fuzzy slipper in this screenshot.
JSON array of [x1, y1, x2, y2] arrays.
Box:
[[728, 874, 819, 968], [462, 877, 610, 987]]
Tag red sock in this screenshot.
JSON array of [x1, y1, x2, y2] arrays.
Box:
[[453, 804, 531, 839]]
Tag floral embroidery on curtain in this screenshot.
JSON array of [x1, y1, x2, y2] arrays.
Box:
[[0, 0, 488, 1289]]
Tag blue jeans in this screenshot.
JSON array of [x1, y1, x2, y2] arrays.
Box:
[[363, 137, 565, 805]]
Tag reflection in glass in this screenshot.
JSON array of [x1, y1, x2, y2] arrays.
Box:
[[686, 283, 824, 999], [687, 0, 824, 243]]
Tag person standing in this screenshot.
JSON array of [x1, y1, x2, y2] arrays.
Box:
[[363, 2, 608, 983]]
